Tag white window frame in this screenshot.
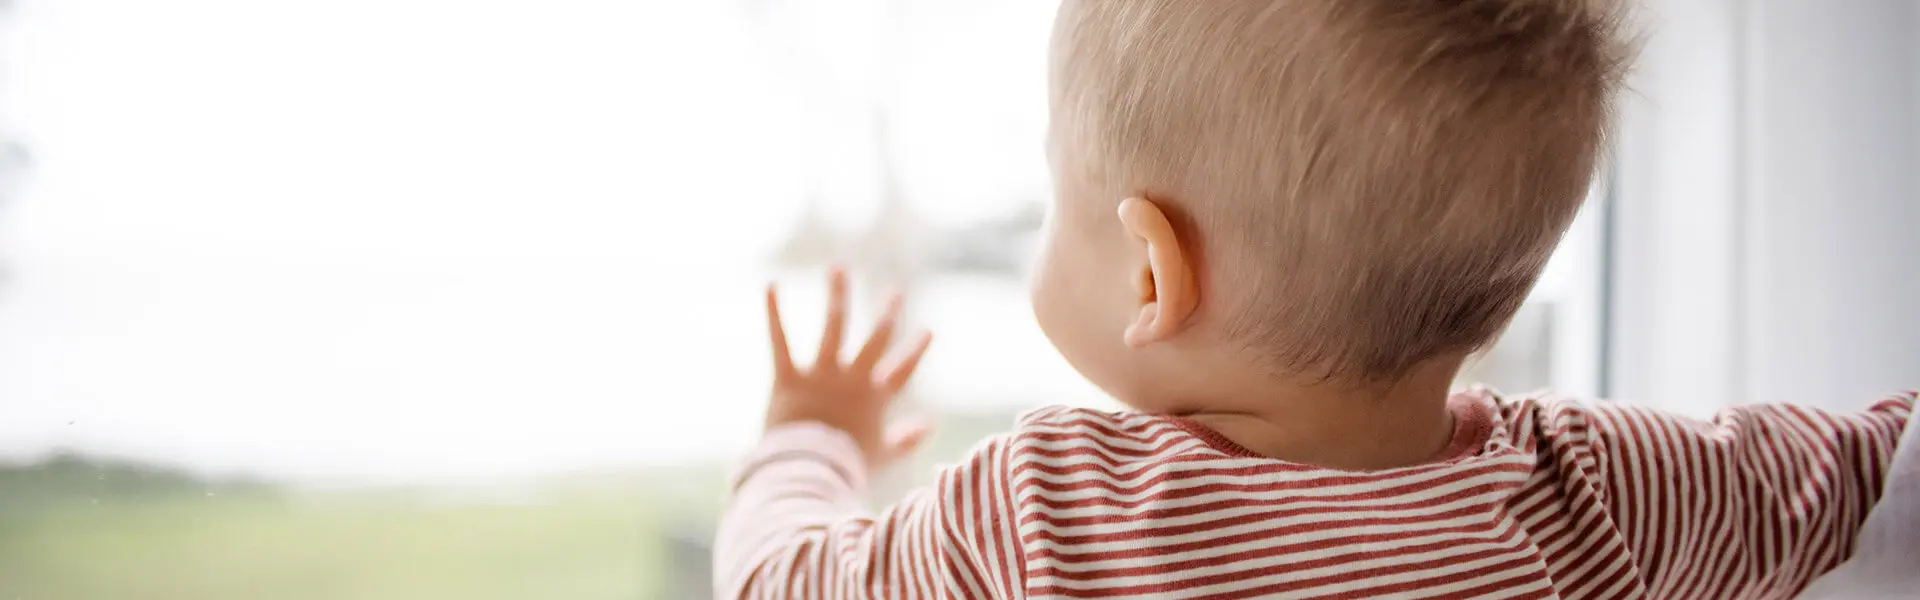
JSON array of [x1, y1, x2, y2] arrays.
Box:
[[1608, 0, 1920, 413]]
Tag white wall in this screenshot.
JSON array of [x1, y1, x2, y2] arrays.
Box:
[[1611, 0, 1919, 413], [1743, 0, 1920, 409], [1610, 0, 1745, 415]]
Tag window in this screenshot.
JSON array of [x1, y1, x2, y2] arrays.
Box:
[[0, 2, 1603, 598]]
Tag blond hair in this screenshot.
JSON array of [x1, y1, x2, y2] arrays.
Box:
[[1052, 0, 1631, 381]]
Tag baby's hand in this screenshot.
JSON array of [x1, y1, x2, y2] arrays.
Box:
[[763, 268, 933, 468]]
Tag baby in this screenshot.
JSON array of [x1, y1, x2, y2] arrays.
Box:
[[715, 0, 1915, 598]]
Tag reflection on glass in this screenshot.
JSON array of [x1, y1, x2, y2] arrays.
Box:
[[0, 1, 1598, 598]]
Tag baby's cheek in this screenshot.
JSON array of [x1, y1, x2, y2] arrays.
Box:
[[1027, 238, 1067, 327], [1030, 236, 1120, 378], [1029, 240, 1084, 344]]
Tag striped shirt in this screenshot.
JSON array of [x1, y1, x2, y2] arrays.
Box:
[[714, 389, 1916, 599]]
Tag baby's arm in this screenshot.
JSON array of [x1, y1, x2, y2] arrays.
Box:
[[1582, 391, 1915, 597], [713, 426, 1021, 599], [1797, 399, 1920, 598], [712, 270, 1022, 599]]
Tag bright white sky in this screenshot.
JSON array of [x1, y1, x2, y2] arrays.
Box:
[[0, 0, 1089, 485]]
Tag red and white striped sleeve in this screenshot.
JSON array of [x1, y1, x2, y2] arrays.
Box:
[[712, 422, 1025, 600], [1578, 391, 1916, 598]]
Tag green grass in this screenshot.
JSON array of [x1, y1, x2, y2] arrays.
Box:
[[0, 479, 699, 600], [0, 411, 1032, 600]]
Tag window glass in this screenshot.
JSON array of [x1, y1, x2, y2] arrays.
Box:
[[0, 2, 1603, 597]]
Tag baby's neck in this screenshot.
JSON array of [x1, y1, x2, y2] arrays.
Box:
[[1171, 359, 1462, 470]]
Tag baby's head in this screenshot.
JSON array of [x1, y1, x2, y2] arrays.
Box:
[[1031, 0, 1629, 409]]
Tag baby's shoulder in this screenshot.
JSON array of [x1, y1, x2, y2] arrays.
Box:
[[1476, 389, 1701, 470], [1012, 404, 1159, 430], [999, 405, 1211, 462], [1461, 387, 1617, 455], [1009, 404, 1178, 440]]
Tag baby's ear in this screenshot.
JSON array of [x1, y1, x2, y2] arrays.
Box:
[[1117, 197, 1198, 347]]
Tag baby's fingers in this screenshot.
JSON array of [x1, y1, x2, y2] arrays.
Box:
[[877, 330, 933, 394], [815, 267, 849, 368], [851, 290, 904, 373], [765, 284, 796, 381]]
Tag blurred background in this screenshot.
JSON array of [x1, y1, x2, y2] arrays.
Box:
[[0, 1, 1911, 598]]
